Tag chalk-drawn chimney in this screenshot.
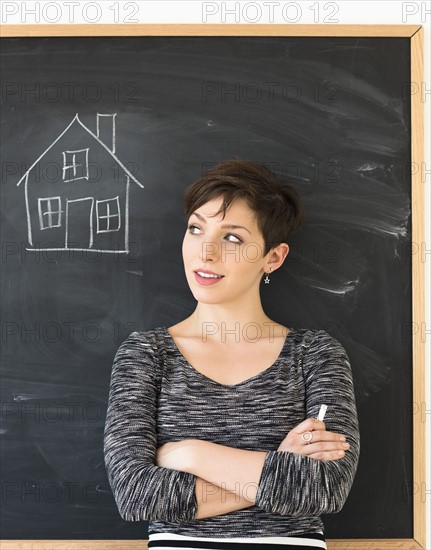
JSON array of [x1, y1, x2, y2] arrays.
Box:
[[96, 113, 116, 154]]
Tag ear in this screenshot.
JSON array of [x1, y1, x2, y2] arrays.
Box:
[[265, 243, 289, 271]]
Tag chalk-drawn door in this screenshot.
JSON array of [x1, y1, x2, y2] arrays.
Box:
[[65, 198, 94, 249]]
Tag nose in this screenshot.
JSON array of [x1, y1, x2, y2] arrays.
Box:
[[200, 241, 219, 262]]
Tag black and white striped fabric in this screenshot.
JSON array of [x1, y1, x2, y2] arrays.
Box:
[[148, 531, 327, 549], [104, 326, 360, 539]]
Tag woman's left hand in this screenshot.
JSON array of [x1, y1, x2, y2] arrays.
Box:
[[277, 417, 349, 461], [155, 440, 195, 472]]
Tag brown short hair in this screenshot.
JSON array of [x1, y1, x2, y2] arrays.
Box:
[[183, 158, 304, 257]]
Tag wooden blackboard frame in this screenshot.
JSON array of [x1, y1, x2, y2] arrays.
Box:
[[0, 23, 425, 550]]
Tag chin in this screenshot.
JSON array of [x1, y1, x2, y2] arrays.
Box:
[[189, 287, 226, 303], [191, 291, 223, 302]]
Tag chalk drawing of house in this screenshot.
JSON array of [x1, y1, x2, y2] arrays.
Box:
[[16, 113, 144, 253]]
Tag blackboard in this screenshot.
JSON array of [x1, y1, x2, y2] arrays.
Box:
[[0, 25, 425, 549]]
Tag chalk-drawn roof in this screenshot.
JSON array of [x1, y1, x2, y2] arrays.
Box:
[[16, 113, 144, 188]]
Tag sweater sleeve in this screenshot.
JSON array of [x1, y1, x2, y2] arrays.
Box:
[[103, 331, 198, 523], [254, 329, 360, 516]]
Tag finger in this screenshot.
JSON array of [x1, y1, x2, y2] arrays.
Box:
[[301, 441, 349, 458], [308, 450, 347, 461], [304, 430, 348, 442], [307, 440, 350, 452], [293, 417, 326, 433]]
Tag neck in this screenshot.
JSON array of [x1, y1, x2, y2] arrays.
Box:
[[185, 304, 278, 343]]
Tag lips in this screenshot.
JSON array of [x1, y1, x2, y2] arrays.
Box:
[[194, 269, 224, 277], [193, 270, 225, 286]]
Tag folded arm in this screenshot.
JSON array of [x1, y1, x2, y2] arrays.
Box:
[[103, 331, 198, 523], [194, 477, 254, 519], [162, 330, 360, 517], [254, 330, 361, 516], [156, 438, 266, 508]]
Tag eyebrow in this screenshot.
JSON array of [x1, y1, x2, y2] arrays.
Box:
[[190, 211, 251, 234]]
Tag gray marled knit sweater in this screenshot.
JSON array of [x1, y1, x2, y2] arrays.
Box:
[[103, 326, 360, 538]]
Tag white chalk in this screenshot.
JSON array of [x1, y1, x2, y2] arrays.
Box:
[[317, 404, 328, 421]]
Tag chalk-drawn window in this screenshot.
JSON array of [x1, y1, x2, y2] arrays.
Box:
[[96, 196, 120, 233], [38, 197, 62, 230], [62, 148, 89, 182]]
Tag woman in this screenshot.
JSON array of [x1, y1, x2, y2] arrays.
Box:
[[103, 159, 360, 549]]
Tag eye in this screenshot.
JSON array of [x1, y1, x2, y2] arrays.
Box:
[[187, 224, 200, 234], [225, 233, 243, 244], [187, 224, 243, 244]]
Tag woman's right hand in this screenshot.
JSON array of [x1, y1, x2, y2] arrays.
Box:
[[277, 417, 350, 461]]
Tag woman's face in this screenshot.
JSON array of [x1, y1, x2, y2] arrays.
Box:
[[182, 196, 269, 304]]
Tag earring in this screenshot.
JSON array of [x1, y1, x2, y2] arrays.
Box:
[[264, 267, 273, 284]]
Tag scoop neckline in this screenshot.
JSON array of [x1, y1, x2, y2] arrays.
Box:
[[160, 325, 298, 389]]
